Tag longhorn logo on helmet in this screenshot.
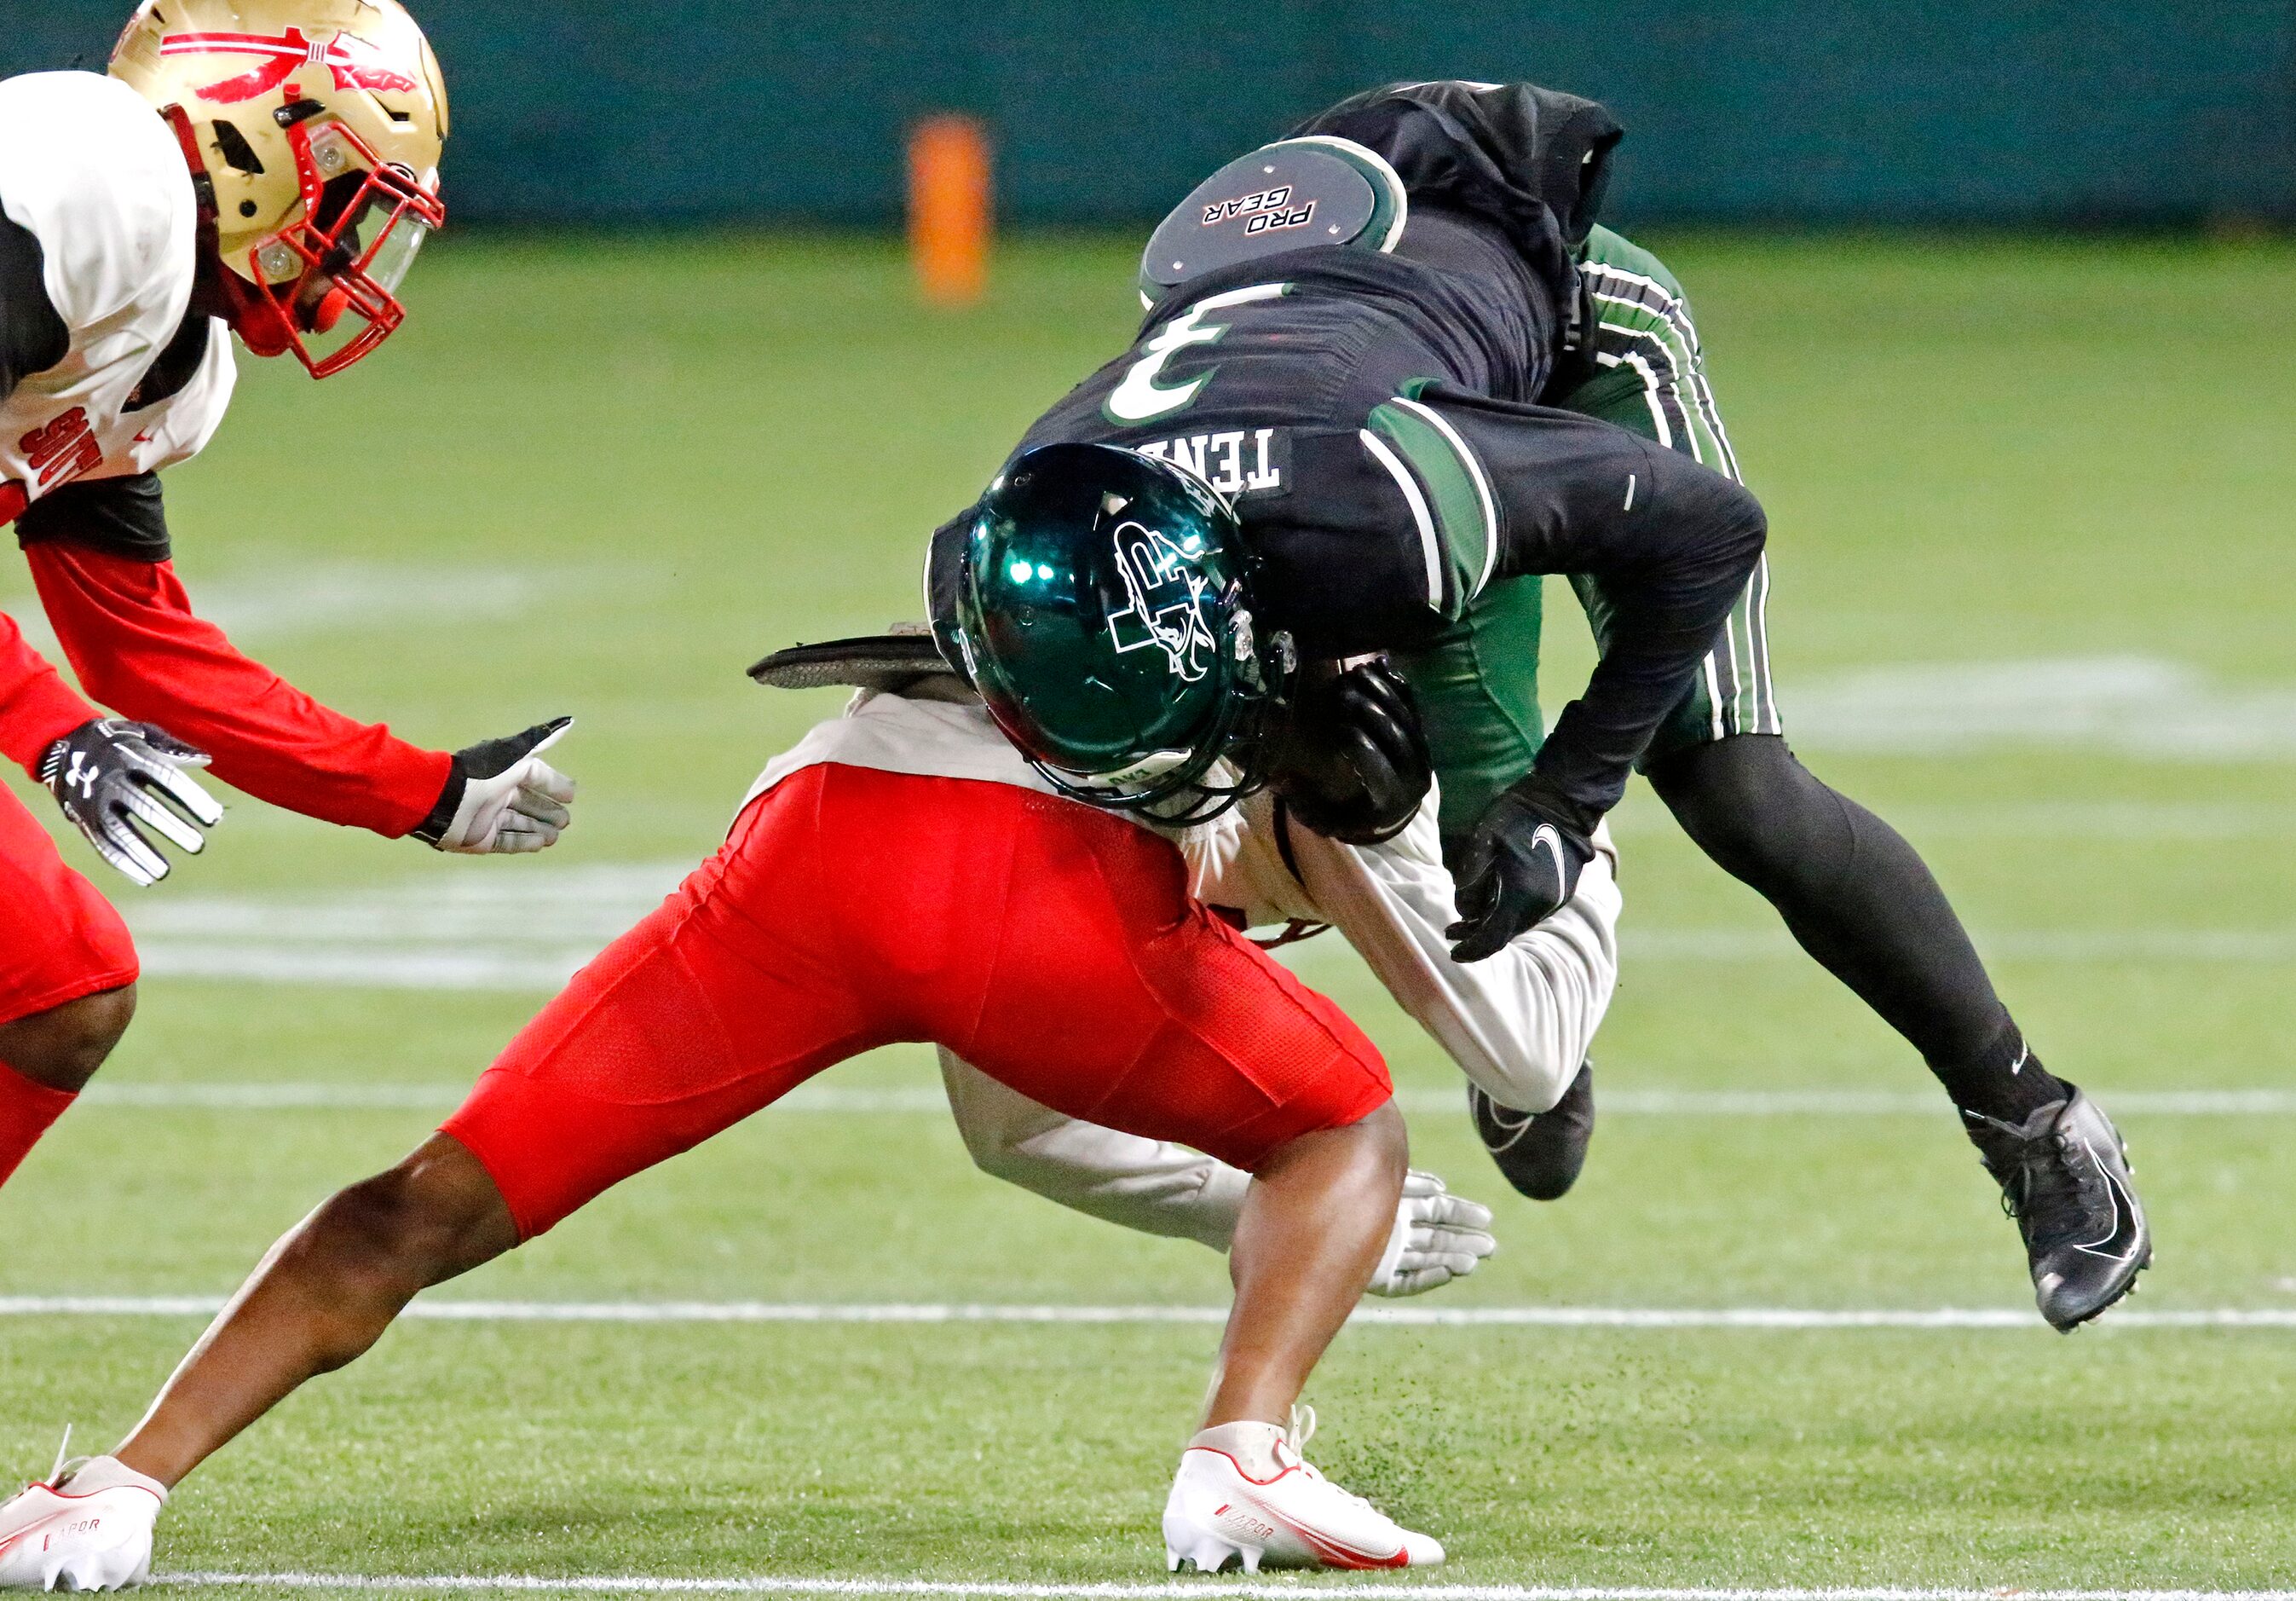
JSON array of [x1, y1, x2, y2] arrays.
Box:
[[1105, 520, 1217, 683]]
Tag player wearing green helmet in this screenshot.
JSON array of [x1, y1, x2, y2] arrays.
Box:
[[935, 442, 1294, 821]]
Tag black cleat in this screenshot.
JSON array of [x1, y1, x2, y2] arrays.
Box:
[[1963, 1085, 2150, 1332], [1468, 1060, 1594, 1201]]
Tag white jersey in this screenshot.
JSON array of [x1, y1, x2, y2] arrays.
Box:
[[0, 72, 235, 512], [747, 680, 1622, 1248]]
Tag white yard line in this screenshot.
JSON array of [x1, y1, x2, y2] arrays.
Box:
[[1781, 655, 2296, 760], [8, 1298, 2294, 1330], [106, 853, 2296, 997], [127, 927, 2296, 989], [71, 1084, 2296, 1116], [156, 1572, 2296, 1598]]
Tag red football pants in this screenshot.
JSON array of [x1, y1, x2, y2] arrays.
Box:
[[0, 778, 136, 1026], [444, 764, 1393, 1240]]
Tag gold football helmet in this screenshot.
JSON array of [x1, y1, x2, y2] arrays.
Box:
[[109, 0, 448, 376]]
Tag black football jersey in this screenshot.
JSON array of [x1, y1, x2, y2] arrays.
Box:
[[1012, 212, 1559, 654], [946, 90, 1768, 834]]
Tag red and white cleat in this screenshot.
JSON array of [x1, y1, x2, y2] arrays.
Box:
[[1162, 1407, 1442, 1574], [0, 1454, 165, 1592]]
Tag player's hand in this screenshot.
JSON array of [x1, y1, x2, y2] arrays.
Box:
[[1272, 657, 1431, 845], [1367, 1170, 1497, 1298], [40, 718, 223, 887], [415, 717, 576, 855], [1447, 777, 1595, 962]]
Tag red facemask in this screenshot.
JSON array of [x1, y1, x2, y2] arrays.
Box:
[[236, 113, 445, 378]]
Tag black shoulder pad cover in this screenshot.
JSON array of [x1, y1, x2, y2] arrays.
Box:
[[1139, 136, 1406, 304]]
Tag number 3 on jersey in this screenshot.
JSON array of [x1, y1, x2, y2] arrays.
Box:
[[1103, 283, 1289, 425]]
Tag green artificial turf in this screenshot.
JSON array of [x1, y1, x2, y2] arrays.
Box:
[[3, 229, 2296, 1593]]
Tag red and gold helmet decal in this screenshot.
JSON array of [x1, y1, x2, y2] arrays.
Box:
[[159, 26, 418, 105]]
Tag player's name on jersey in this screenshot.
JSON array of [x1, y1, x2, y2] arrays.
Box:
[[1133, 427, 1286, 499]]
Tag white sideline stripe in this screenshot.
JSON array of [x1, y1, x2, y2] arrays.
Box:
[[71, 1084, 2296, 1116], [150, 1576, 2296, 1600], [10, 1298, 2296, 1329]]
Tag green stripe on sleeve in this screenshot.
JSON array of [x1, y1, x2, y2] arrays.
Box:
[[1365, 399, 1495, 618]]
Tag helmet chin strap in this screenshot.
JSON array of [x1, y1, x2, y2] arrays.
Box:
[[157, 102, 217, 224], [215, 274, 298, 358]]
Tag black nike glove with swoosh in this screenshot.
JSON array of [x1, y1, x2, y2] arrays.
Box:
[[1445, 776, 1596, 962]]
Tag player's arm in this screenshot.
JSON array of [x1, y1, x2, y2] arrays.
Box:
[[20, 482, 573, 852], [1259, 658, 1618, 1109], [939, 1048, 1251, 1249], [1480, 407, 1764, 828], [938, 1049, 1493, 1298], [1370, 393, 1764, 955], [1287, 796, 1620, 1115], [1, 233, 233, 885], [0, 210, 67, 413], [0, 611, 100, 774]]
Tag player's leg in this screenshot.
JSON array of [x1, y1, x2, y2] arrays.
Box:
[[0, 782, 140, 1188], [0, 767, 886, 1588], [2, 1131, 519, 1589], [1555, 228, 2148, 1324], [932, 789, 1436, 1569], [110, 1132, 513, 1489], [1210, 1101, 1406, 1427], [0, 1134, 515, 1592]]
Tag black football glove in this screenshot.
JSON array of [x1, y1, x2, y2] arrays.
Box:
[[39, 718, 224, 887], [1445, 777, 1595, 962], [1272, 657, 1432, 845]]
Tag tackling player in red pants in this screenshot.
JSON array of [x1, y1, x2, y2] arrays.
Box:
[[0, 709, 1443, 1585], [0, 0, 577, 1191], [0, 457, 1460, 1589]]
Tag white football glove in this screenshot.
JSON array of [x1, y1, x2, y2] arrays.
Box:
[[413, 717, 576, 855], [39, 718, 224, 887], [1365, 1170, 1497, 1298]]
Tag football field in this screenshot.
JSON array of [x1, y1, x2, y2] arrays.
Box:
[[4, 230, 2296, 1595]]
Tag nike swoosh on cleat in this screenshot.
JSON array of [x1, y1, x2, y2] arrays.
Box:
[[2070, 1147, 2143, 1263]]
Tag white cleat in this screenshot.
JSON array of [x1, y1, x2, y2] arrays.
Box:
[[0, 1455, 165, 1592], [1162, 1407, 1442, 1573]]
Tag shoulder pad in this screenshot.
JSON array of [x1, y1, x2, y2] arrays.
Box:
[[1139, 136, 1405, 307]]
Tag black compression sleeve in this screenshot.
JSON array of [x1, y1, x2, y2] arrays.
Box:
[[15, 473, 171, 561], [1429, 390, 1768, 834], [0, 211, 67, 406]]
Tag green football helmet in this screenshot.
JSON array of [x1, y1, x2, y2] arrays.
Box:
[[931, 442, 1295, 819]]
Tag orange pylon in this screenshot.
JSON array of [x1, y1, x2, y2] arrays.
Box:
[[909, 114, 992, 306]]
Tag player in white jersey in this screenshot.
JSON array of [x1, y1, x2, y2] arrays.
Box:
[[938, 777, 1614, 1269], [0, 2, 575, 1194], [749, 635, 1618, 1292]]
